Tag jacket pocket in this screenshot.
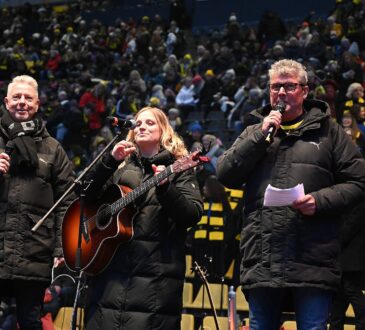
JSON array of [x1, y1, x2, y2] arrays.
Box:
[[23, 212, 55, 262]]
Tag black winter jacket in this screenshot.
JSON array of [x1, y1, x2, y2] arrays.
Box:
[[339, 198, 365, 272], [85, 150, 203, 330], [216, 100, 365, 291], [0, 120, 74, 282]]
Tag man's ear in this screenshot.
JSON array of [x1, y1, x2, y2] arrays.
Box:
[[35, 98, 40, 112], [302, 85, 309, 100], [4, 96, 9, 109]]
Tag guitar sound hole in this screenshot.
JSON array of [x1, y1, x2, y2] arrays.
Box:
[[96, 204, 112, 230]]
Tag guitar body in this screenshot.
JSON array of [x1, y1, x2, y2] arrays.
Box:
[[61, 150, 208, 276], [62, 184, 134, 275]]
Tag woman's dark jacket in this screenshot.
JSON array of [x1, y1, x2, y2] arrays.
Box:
[[216, 99, 365, 291], [0, 120, 75, 282], [84, 149, 203, 330]]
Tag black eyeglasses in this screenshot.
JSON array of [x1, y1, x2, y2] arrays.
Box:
[[269, 83, 306, 93]]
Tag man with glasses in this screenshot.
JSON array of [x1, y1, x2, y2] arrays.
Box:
[[216, 59, 365, 330]]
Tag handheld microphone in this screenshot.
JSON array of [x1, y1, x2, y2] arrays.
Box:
[[106, 116, 137, 129], [0, 140, 15, 177], [265, 102, 286, 143]]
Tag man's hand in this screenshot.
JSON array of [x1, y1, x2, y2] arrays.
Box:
[[262, 110, 282, 136], [0, 152, 11, 175], [292, 194, 316, 215]]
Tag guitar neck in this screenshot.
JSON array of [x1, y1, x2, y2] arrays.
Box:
[[111, 165, 173, 214]]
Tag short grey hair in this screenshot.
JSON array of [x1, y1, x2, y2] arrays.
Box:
[[346, 82, 363, 99], [269, 59, 308, 85], [7, 75, 39, 97]]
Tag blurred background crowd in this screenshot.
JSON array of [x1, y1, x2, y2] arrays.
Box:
[[0, 0, 365, 328]]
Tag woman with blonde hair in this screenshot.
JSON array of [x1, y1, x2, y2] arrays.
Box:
[[126, 106, 187, 159], [84, 106, 203, 330]]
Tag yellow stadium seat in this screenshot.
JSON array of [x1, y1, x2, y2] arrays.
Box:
[[345, 304, 354, 317], [52, 5, 69, 13], [236, 286, 249, 312], [200, 316, 228, 330], [183, 282, 194, 307], [181, 313, 194, 330], [224, 259, 234, 280], [53, 307, 84, 330], [344, 325, 355, 330], [282, 320, 297, 329], [185, 254, 194, 278], [184, 283, 228, 311]]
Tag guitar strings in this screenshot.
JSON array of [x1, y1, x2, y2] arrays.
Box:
[[82, 168, 172, 226]]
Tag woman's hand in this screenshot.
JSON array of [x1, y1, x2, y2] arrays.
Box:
[[111, 140, 136, 161], [152, 164, 168, 185], [53, 257, 64, 268]]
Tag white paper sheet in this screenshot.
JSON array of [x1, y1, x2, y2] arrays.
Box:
[[263, 183, 305, 207]]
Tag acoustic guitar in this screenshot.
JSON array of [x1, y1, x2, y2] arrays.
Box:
[[62, 150, 208, 275]]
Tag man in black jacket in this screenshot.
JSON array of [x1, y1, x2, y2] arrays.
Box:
[[216, 59, 365, 330], [0, 75, 74, 330]]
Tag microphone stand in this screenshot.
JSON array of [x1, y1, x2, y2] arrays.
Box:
[[32, 127, 127, 330]]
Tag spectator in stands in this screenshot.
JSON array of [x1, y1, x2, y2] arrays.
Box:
[[304, 31, 327, 64], [314, 78, 339, 120], [216, 59, 365, 330], [201, 134, 226, 174], [341, 109, 365, 156], [183, 121, 203, 151], [198, 69, 220, 117], [163, 54, 180, 76], [115, 91, 140, 120], [79, 82, 108, 136], [284, 36, 304, 60], [123, 69, 147, 100], [350, 103, 365, 136], [179, 53, 195, 78], [149, 84, 167, 110], [211, 46, 236, 75], [257, 10, 287, 50], [220, 69, 239, 102], [337, 82, 364, 123], [338, 51, 363, 100], [196, 48, 213, 76], [136, 23, 151, 59], [239, 88, 263, 127], [175, 75, 197, 119], [167, 107, 182, 133], [192, 74, 204, 101]]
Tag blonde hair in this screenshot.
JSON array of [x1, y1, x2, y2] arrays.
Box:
[[7, 75, 39, 97], [342, 109, 360, 138], [269, 59, 308, 85], [346, 82, 363, 99], [127, 106, 188, 159]]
